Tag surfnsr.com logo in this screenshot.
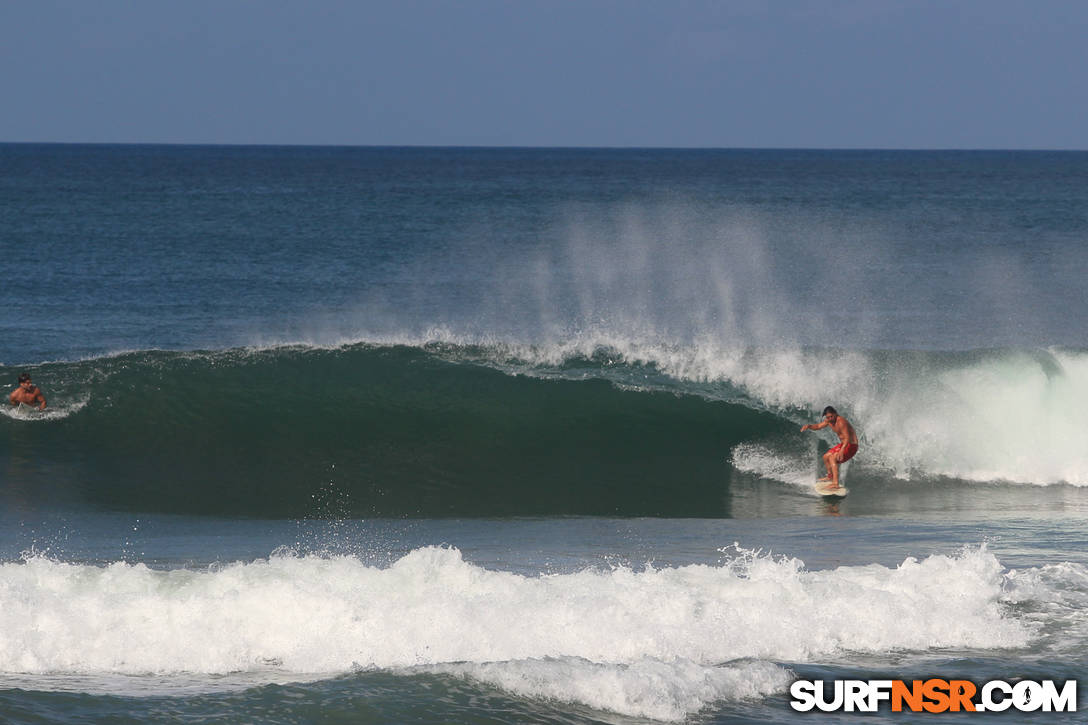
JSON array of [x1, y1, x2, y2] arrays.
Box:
[[790, 679, 1077, 713]]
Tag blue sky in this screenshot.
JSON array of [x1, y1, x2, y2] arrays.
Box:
[[3, 0, 1085, 148]]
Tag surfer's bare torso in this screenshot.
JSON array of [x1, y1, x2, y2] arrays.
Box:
[[827, 415, 857, 447], [801, 407, 858, 488], [10, 380, 46, 410]]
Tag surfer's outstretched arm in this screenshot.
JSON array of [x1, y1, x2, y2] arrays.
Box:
[[801, 421, 829, 432]]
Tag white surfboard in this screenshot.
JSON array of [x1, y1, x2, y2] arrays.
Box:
[[814, 480, 849, 497], [5, 403, 44, 419]]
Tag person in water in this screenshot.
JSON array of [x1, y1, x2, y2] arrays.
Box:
[[801, 406, 857, 488], [9, 373, 46, 411]]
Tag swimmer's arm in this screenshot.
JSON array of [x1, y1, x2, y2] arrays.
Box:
[[8, 390, 17, 406], [36, 392, 46, 410]]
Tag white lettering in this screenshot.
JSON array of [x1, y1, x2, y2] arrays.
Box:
[[789, 680, 816, 712], [1040, 680, 1077, 712], [868, 680, 893, 710], [816, 680, 844, 712], [792, 677, 1076, 713], [1013, 680, 1044, 711], [844, 680, 868, 712], [981, 681, 1013, 712]]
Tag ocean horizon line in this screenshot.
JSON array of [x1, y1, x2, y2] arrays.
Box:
[[3, 140, 1087, 153]]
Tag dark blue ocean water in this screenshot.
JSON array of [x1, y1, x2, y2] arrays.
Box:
[[5, 145, 1087, 363], [2, 145, 1087, 723]]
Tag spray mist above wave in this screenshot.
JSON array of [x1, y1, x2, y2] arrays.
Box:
[[0, 545, 1045, 719], [324, 202, 884, 352], [232, 197, 1088, 486], [311, 194, 1085, 357]]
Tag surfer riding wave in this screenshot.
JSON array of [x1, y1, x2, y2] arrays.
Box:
[[801, 406, 857, 490]]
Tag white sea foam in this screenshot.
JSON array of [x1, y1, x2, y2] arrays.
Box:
[[717, 345, 1088, 487], [0, 396, 89, 422], [1002, 560, 1088, 656], [472, 336, 1088, 486], [426, 657, 791, 722], [730, 442, 831, 491], [0, 545, 1040, 718], [481, 338, 1088, 487]]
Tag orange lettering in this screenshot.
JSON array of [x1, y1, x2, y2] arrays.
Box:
[[922, 679, 951, 713], [892, 680, 924, 712], [948, 680, 977, 712]]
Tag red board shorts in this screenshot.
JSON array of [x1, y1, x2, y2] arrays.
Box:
[[828, 442, 858, 463]]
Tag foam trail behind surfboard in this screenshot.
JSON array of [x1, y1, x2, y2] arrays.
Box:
[[731, 443, 819, 489]]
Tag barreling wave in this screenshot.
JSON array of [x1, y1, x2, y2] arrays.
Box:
[[2, 339, 1086, 517]]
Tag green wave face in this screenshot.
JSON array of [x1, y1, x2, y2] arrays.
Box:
[[9, 342, 1086, 517], [0, 345, 787, 517]]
